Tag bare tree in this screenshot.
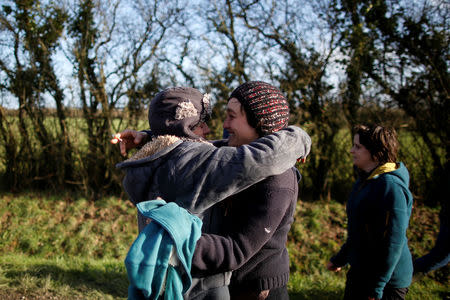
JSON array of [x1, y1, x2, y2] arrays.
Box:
[[0, 0, 73, 190], [236, 0, 350, 200], [158, 0, 264, 139], [66, 0, 186, 198]]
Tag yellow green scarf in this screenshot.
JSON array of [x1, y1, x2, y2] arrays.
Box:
[[367, 162, 398, 180]]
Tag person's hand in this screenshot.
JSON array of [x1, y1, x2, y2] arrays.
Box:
[[111, 129, 148, 156], [327, 261, 342, 272]]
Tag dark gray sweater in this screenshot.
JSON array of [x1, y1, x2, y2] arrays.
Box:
[[192, 167, 299, 293]]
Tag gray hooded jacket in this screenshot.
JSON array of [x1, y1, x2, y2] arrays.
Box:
[[116, 125, 310, 217], [117, 125, 310, 236]]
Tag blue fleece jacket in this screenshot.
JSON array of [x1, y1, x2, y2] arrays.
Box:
[[331, 162, 414, 299], [125, 200, 202, 300]]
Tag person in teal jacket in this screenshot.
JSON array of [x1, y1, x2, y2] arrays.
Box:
[[327, 125, 413, 300]]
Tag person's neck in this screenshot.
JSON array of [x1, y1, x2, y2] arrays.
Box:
[[361, 161, 379, 173], [356, 162, 380, 181]]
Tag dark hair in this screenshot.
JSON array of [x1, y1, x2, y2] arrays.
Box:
[[354, 125, 399, 164], [238, 104, 263, 136]]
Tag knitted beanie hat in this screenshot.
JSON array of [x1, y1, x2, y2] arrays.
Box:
[[229, 81, 290, 136], [148, 87, 211, 139]]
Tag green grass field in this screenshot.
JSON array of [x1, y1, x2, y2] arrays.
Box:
[[0, 192, 448, 299]]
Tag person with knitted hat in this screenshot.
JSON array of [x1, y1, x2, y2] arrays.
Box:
[[228, 80, 290, 138], [115, 85, 311, 299], [190, 81, 302, 300]]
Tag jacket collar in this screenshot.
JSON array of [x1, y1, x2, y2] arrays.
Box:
[[124, 134, 211, 163], [125, 135, 182, 162], [367, 162, 398, 180]]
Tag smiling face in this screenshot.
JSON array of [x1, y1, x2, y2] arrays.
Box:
[[350, 134, 379, 172], [223, 98, 259, 147]]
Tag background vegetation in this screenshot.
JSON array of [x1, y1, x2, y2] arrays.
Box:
[[0, 192, 447, 299], [0, 0, 448, 206], [0, 0, 448, 298]]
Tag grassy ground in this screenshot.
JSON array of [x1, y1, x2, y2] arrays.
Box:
[[0, 192, 448, 299]]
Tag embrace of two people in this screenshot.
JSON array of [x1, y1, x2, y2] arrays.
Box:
[[114, 81, 311, 300]]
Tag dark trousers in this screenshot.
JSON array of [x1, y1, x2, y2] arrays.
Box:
[[343, 269, 408, 300], [266, 286, 289, 300], [231, 285, 289, 300], [189, 286, 230, 300]]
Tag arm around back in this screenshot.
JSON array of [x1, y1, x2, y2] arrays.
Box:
[[118, 125, 310, 214], [174, 125, 311, 213]]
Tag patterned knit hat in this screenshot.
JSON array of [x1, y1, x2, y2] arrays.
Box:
[[229, 81, 290, 135], [148, 87, 211, 139]]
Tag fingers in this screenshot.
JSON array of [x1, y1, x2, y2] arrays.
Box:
[[296, 157, 307, 164], [113, 129, 148, 157], [120, 129, 138, 140], [110, 133, 122, 144], [134, 131, 146, 144], [326, 261, 341, 272], [120, 140, 128, 157], [110, 129, 136, 157]]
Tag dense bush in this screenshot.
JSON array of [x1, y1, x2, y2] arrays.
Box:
[[0, 112, 443, 206]]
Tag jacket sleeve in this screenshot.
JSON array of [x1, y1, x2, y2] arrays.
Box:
[[330, 240, 350, 267], [369, 181, 411, 299], [174, 125, 311, 213], [191, 177, 296, 275]]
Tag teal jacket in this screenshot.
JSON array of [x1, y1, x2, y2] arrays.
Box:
[[331, 162, 413, 299], [125, 200, 202, 300]]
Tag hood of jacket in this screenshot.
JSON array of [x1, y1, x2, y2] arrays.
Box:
[[119, 134, 210, 165], [116, 135, 211, 209], [367, 162, 410, 190]]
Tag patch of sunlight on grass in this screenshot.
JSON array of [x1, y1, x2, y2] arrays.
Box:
[[0, 254, 128, 299], [17, 273, 39, 293], [0, 192, 137, 259], [288, 271, 345, 300], [409, 274, 449, 300]]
